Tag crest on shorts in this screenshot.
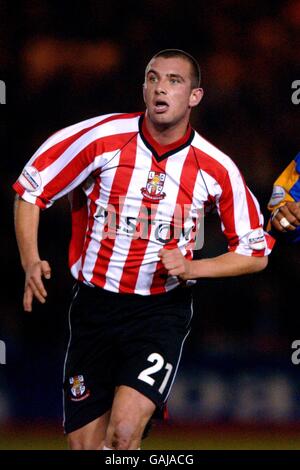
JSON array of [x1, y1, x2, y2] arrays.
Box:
[[141, 171, 166, 201], [69, 375, 90, 401]]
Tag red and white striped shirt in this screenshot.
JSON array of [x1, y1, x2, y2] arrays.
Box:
[[13, 112, 273, 295]]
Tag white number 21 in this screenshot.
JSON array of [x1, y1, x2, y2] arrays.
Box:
[[138, 353, 173, 394]]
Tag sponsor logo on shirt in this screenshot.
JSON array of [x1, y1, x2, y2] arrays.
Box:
[[19, 166, 42, 192], [141, 171, 166, 201], [247, 227, 266, 250], [94, 202, 204, 249], [268, 185, 285, 207]]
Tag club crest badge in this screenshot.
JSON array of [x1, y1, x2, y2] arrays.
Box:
[[69, 375, 90, 401], [141, 171, 166, 201]]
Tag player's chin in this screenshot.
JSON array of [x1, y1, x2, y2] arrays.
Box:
[[148, 109, 171, 122]]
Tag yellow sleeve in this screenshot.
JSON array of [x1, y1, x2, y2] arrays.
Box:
[[267, 160, 298, 213]]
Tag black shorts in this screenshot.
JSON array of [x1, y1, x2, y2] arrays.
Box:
[[63, 282, 193, 434]]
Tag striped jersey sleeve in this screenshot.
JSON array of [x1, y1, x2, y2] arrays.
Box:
[[13, 113, 139, 209], [192, 134, 274, 257]]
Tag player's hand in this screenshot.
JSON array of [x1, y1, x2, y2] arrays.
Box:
[[23, 260, 51, 312], [271, 201, 300, 232], [158, 248, 192, 280]]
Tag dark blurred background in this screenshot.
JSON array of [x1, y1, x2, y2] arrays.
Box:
[[0, 0, 300, 449]]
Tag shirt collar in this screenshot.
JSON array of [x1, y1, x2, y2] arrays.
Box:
[[139, 113, 194, 162]]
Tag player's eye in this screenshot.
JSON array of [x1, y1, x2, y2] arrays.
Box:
[[148, 75, 158, 83], [170, 78, 180, 84]]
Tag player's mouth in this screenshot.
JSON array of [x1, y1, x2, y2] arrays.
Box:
[[153, 100, 169, 113]]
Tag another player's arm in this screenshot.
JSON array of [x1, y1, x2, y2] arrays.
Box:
[[268, 156, 300, 233], [158, 249, 268, 280], [14, 196, 51, 312]]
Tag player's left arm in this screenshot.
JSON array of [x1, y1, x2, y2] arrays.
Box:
[[158, 248, 267, 280]]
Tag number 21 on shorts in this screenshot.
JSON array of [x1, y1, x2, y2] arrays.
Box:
[[138, 353, 173, 394]]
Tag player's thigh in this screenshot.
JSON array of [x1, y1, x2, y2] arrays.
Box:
[[106, 385, 155, 442], [116, 289, 192, 412], [67, 411, 110, 450]]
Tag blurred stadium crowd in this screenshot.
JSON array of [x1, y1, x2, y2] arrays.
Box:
[[0, 0, 300, 428]]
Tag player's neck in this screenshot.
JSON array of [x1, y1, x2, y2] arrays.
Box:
[[144, 113, 190, 146]]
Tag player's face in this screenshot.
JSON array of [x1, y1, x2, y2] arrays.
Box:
[[143, 57, 203, 129]]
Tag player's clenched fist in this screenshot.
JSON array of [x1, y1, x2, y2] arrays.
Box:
[[158, 248, 192, 280], [271, 201, 300, 232]]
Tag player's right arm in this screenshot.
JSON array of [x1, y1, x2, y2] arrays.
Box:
[[13, 114, 122, 310], [14, 196, 51, 312]]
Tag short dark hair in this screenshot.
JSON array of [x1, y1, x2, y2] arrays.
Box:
[[149, 49, 201, 88]]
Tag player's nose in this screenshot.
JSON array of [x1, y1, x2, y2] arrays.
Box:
[[155, 81, 167, 95]]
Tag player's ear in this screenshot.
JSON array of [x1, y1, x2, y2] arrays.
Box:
[[189, 88, 204, 108], [142, 83, 147, 103]]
